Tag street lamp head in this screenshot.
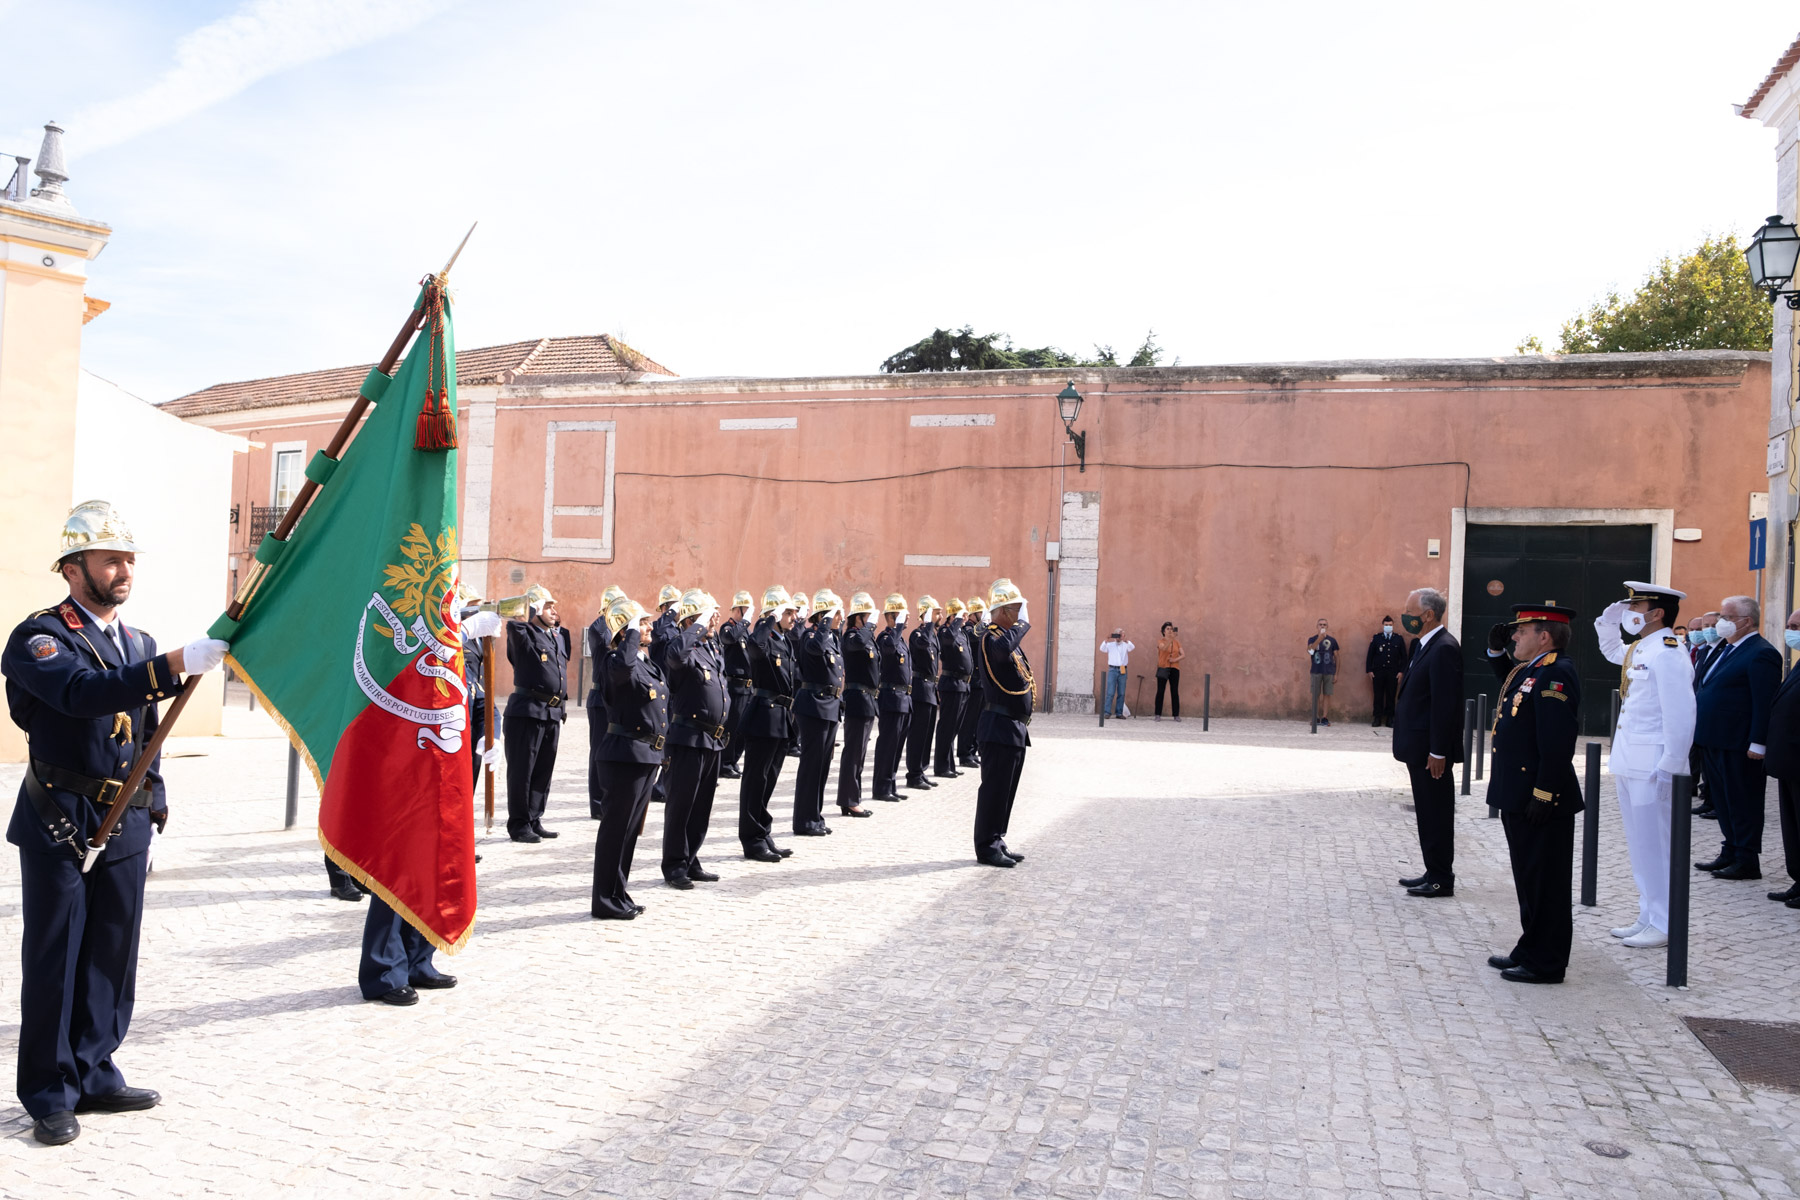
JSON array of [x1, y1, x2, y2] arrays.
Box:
[[1746, 215, 1800, 300], [1057, 381, 1083, 426]]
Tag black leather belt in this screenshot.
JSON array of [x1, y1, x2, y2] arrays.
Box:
[[851, 684, 878, 696], [881, 684, 911, 695], [801, 684, 841, 699], [517, 688, 565, 707], [727, 676, 753, 691], [674, 716, 728, 740], [754, 689, 794, 709], [984, 703, 1032, 726], [31, 758, 151, 808], [606, 723, 665, 751]]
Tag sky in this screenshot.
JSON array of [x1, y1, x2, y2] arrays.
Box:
[[5, 1, 1799, 401]]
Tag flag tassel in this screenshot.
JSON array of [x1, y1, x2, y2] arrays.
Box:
[[415, 387, 457, 450]]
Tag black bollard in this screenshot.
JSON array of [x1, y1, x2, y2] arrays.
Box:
[[284, 743, 300, 831], [1475, 693, 1489, 780], [1580, 742, 1600, 906], [1460, 699, 1474, 796], [1667, 774, 1692, 988], [1202, 673, 1211, 732]]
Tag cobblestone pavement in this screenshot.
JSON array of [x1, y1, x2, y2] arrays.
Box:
[[1, 704, 1799, 1199]]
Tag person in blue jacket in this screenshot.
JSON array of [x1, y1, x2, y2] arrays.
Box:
[[591, 595, 669, 920]]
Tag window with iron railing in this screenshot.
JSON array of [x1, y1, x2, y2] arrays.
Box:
[[249, 506, 284, 540]]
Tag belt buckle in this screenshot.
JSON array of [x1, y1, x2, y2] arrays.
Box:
[[652, 734, 666, 751], [712, 724, 726, 740], [94, 777, 124, 808]]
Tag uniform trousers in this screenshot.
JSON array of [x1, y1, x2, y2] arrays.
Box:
[[1370, 674, 1397, 727], [593, 760, 655, 918], [974, 742, 1027, 857], [873, 711, 911, 796], [935, 690, 965, 774], [738, 735, 789, 850], [324, 854, 359, 894], [1499, 808, 1576, 979], [836, 714, 874, 810], [1406, 760, 1456, 886], [661, 744, 719, 880], [468, 700, 487, 785], [359, 893, 449, 999], [906, 701, 938, 779], [585, 707, 606, 819], [16, 846, 147, 1119], [1778, 776, 1800, 884], [503, 711, 560, 834], [957, 694, 980, 762], [793, 715, 839, 833], [722, 685, 752, 770], [1700, 746, 1766, 869], [1614, 773, 1672, 932]]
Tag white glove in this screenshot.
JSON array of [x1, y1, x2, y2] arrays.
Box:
[[475, 737, 499, 768], [1018, 600, 1030, 625], [180, 638, 229, 674], [1600, 600, 1627, 626], [462, 611, 503, 640]]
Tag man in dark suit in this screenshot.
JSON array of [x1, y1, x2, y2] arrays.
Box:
[[1761, 608, 1800, 906], [1693, 595, 1781, 881], [1688, 611, 1722, 818], [1392, 586, 1463, 897], [1365, 616, 1407, 728]]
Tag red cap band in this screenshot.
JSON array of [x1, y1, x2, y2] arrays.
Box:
[[1514, 609, 1570, 624]]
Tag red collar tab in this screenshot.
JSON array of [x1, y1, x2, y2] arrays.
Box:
[[56, 602, 83, 630]]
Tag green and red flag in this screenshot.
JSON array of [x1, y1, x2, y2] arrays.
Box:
[[216, 285, 475, 951]]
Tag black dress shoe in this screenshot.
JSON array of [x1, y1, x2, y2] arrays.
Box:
[[32, 1112, 78, 1145], [665, 874, 694, 889], [977, 851, 1016, 868], [794, 826, 831, 837], [330, 881, 365, 902], [1398, 873, 1429, 888], [1500, 964, 1562, 985], [1406, 882, 1453, 898], [1698, 809, 1718, 820], [377, 986, 419, 1006], [719, 765, 742, 779], [775, 846, 793, 858], [510, 830, 541, 844], [744, 846, 782, 863], [1713, 863, 1763, 880], [531, 824, 559, 839], [934, 769, 961, 779], [873, 792, 901, 802], [839, 806, 873, 817], [592, 907, 637, 920], [958, 757, 980, 769], [633, 903, 647, 914], [411, 974, 457, 989], [1767, 883, 1800, 902], [1694, 854, 1732, 872], [1787, 895, 1800, 909], [1486, 954, 1515, 971], [688, 865, 720, 882], [75, 1086, 160, 1113], [904, 776, 928, 789], [1001, 847, 1024, 861]]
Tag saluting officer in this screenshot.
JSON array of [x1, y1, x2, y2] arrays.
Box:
[[793, 590, 847, 836], [787, 587, 809, 759], [739, 587, 800, 862], [648, 584, 683, 803], [504, 584, 568, 843], [592, 595, 668, 920], [661, 590, 728, 890], [1483, 602, 1584, 984], [1594, 583, 1694, 949], [905, 596, 942, 790], [3, 501, 229, 1145], [957, 597, 987, 768], [871, 593, 913, 803], [974, 579, 1034, 868], [718, 590, 755, 780], [936, 598, 972, 778], [585, 584, 625, 820], [835, 592, 880, 818]]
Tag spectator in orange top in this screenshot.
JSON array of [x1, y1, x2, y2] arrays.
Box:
[[1155, 622, 1184, 721]]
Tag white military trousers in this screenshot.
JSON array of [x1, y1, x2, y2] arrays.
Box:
[[1615, 773, 1672, 933]]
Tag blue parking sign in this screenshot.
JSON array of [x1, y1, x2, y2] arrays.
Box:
[[1750, 517, 1768, 571]]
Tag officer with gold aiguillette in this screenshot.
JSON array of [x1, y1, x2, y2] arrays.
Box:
[[3, 501, 229, 1145], [1482, 602, 1583, 985], [504, 583, 568, 843], [974, 579, 1034, 868]]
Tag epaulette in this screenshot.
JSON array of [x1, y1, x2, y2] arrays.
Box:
[[55, 601, 84, 630], [1541, 652, 1557, 665], [1663, 635, 1680, 647]]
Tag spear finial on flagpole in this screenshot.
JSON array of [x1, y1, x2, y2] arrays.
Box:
[[437, 222, 477, 286]]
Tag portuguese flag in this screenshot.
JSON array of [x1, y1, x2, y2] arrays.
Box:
[[217, 284, 475, 951]]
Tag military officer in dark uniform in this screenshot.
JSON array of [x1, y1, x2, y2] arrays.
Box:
[[872, 593, 913, 803], [793, 590, 846, 836], [661, 590, 728, 889], [957, 597, 987, 768], [786, 586, 808, 760], [503, 583, 568, 843], [718, 589, 755, 779], [592, 595, 668, 919], [974, 579, 1034, 868], [1364, 616, 1407, 728], [584, 584, 625, 820], [647, 584, 683, 803], [3, 501, 229, 1145], [739, 587, 800, 861], [835, 591, 880, 817], [936, 598, 972, 778], [905, 596, 942, 790], [1483, 602, 1584, 984]]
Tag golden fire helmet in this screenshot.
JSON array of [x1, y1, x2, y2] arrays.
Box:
[[761, 585, 796, 615], [525, 583, 556, 609], [731, 589, 755, 610], [847, 591, 877, 617], [987, 578, 1024, 610], [966, 596, 988, 622], [677, 587, 716, 623], [945, 598, 965, 616], [601, 584, 625, 608], [810, 589, 843, 619], [604, 595, 648, 638], [917, 595, 941, 617], [882, 592, 908, 614], [656, 584, 682, 608], [54, 500, 144, 572]]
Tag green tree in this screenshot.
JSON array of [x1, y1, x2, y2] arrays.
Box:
[[1516, 234, 1772, 355], [881, 327, 1167, 372]]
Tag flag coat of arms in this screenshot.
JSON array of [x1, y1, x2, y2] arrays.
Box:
[[219, 286, 475, 951]]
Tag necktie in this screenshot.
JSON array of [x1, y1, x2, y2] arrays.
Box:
[[106, 624, 124, 664]]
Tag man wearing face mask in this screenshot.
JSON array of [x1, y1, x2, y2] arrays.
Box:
[[1365, 616, 1407, 729], [1759, 609, 1800, 907], [1593, 583, 1695, 949], [1685, 612, 1722, 819], [1392, 587, 1463, 897], [1693, 596, 1781, 881]]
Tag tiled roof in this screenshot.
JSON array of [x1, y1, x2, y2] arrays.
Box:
[[1741, 32, 1800, 118], [162, 334, 675, 417]]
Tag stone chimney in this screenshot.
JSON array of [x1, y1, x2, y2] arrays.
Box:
[[29, 121, 74, 212]]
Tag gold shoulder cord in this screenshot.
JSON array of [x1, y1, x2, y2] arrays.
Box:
[[70, 627, 134, 743], [980, 629, 1033, 698], [1619, 642, 1636, 701], [1494, 660, 1528, 731]]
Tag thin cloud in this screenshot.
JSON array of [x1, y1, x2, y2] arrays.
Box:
[[57, 0, 460, 155]]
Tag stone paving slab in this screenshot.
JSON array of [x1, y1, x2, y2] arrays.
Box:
[[0, 708, 1796, 1198]]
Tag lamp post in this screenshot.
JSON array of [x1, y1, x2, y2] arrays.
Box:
[[1057, 381, 1087, 472], [1746, 214, 1800, 307]]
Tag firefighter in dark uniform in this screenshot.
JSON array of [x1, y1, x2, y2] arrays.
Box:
[[786, 587, 808, 760], [793, 590, 846, 836], [905, 596, 942, 790], [1483, 602, 1584, 984], [957, 597, 987, 768], [591, 595, 668, 919], [835, 592, 880, 817], [871, 593, 913, 803], [661, 590, 728, 889], [936, 598, 972, 778], [647, 584, 683, 803], [974, 579, 1034, 867], [739, 587, 800, 861], [584, 584, 625, 820], [2, 501, 229, 1145], [718, 589, 755, 779], [503, 583, 568, 843]]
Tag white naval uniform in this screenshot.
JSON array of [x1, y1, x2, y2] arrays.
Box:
[[1595, 610, 1696, 933]]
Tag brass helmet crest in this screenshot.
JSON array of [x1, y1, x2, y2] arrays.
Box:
[[604, 595, 648, 638], [656, 584, 682, 608], [54, 500, 144, 573], [917, 594, 941, 617], [761, 585, 795, 615], [945, 598, 965, 616], [810, 589, 843, 619], [987, 578, 1024, 610], [882, 592, 908, 614], [677, 587, 716, 623], [847, 591, 877, 617]]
